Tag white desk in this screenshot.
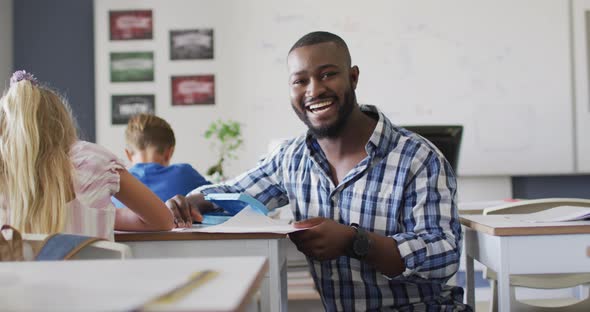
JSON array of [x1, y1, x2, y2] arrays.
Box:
[[0, 256, 268, 312], [461, 214, 590, 311], [115, 231, 289, 312]]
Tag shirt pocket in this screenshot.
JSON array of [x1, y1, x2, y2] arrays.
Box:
[[347, 190, 398, 235]]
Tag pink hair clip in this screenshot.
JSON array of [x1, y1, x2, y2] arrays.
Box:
[[10, 70, 39, 87]]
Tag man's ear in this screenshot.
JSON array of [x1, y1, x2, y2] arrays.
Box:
[[350, 65, 360, 90], [124, 149, 134, 162]]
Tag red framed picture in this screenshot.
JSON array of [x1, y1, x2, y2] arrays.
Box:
[[171, 75, 215, 105], [109, 10, 153, 41]]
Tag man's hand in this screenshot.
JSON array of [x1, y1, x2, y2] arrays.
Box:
[[288, 217, 355, 261], [165, 194, 210, 227]]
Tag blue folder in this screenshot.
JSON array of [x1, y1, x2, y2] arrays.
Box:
[[201, 193, 268, 225]]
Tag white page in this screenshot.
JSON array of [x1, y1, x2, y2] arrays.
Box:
[[507, 205, 590, 223], [173, 206, 308, 234], [458, 200, 517, 212]]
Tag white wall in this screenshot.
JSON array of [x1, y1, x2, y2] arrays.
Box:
[[95, 0, 578, 179], [0, 0, 13, 88], [457, 176, 512, 202], [98, 0, 590, 200]]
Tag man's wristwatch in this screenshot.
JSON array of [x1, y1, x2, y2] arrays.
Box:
[[347, 223, 371, 259]]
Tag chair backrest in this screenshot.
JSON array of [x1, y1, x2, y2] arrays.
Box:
[[22, 233, 132, 260], [483, 197, 590, 215], [72, 240, 132, 259]]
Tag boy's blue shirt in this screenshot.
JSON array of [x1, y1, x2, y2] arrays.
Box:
[[112, 163, 210, 208]]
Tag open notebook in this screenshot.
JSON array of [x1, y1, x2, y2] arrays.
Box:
[[511, 205, 590, 223]]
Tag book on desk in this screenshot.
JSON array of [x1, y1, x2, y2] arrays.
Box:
[[506, 205, 590, 223]]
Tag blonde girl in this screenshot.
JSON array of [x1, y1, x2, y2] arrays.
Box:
[[0, 70, 178, 240]]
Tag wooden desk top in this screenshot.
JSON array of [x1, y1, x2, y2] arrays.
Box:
[[460, 214, 590, 236], [115, 230, 287, 242]]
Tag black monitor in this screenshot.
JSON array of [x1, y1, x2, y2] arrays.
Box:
[[402, 125, 463, 173]]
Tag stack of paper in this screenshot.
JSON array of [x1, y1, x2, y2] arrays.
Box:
[[512, 205, 590, 223]]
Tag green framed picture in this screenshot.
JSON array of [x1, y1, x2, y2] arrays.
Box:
[[110, 52, 154, 82]]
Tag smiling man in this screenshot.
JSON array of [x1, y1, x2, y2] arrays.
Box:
[[167, 31, 469, 311]]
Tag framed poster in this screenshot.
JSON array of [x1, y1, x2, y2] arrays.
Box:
[[111, 94, 155, 125], [170, 29, 214, 60], [171, 75, 215, 105], [110, 52, 154, 82], [109, 10, 153, 40]]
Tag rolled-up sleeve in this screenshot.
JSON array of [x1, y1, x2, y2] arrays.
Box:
[[189, 141, 291, 210], [392, 153, 462, 282]]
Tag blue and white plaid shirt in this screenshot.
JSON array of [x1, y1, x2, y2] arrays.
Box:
[[194, 105, 467, 311]]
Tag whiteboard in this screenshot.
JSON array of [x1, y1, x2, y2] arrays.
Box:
[[573, 0, 590, 173], [95, 0, 575, 177]]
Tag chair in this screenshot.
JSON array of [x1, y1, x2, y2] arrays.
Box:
[[483, 198, 590, 312], [22, 233, 132, 260], [402, 125, 463, 173]]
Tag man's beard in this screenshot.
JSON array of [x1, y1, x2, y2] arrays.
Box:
[[292, 87, 356, 139]]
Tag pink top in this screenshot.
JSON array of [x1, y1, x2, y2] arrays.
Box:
[[0, 141, 125, 241], [65, 141, 125, 240]]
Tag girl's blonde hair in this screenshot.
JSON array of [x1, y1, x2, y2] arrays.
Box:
[[0, 79, 78, 233]]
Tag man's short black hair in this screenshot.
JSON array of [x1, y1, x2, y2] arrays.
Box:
[[288, 31, 351, 66]]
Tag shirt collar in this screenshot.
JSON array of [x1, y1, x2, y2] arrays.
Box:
[[361, 104, 399, 159], [305, 104, 399, 162], [303, 104, 398, 158]]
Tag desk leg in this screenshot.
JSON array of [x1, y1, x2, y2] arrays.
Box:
[[466, 254, 475, 310], [265, 239, 288, 312], [497, 239, 511, 312], [464, 229, 475, 311]]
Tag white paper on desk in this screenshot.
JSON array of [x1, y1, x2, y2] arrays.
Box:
[[174, 206, 308, 234], [507, 205, 590, 223]]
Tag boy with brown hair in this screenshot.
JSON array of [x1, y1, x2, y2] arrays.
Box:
[[112, 113, 209, 208]]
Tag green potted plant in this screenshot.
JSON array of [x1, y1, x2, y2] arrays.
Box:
[[204, 119, 243, 182]]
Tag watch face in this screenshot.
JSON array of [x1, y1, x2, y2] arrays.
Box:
[[353, 234, 370, 257]]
